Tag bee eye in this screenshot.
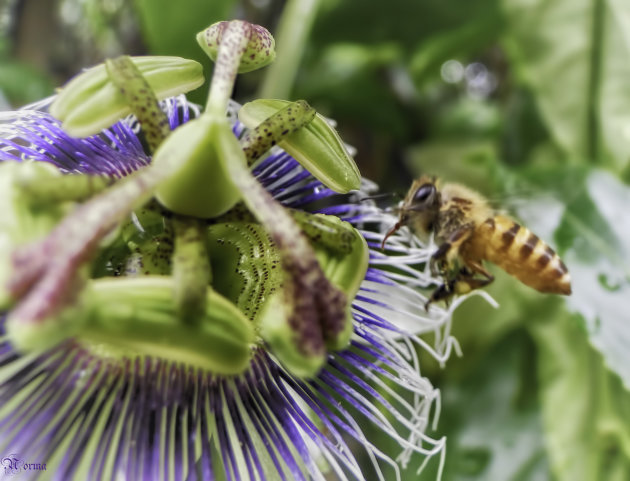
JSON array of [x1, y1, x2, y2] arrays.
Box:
[[412, 184, 435, 205]]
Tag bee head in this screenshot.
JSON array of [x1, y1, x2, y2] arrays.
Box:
[[381, 176, 440, 249], [399, 176, 440, 233]]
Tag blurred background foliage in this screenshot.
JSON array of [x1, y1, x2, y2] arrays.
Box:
[[2, 0, 630, 479]]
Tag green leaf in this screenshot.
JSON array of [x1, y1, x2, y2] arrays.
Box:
[[598, 0, 630, 171], [531, 312, 630, 481], [404, 331, 550, 480], [0, 60, 53, 106], [556, 171, 630, 389], [501, 0, 630, 171], [134, 0, 237, 57], [513, 168, 630, 390]]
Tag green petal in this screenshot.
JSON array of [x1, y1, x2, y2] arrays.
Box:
[[50, 56, 204, 137], [238, 99, 362, 193]]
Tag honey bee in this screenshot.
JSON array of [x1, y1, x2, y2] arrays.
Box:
[[382, 176, 572, 308]]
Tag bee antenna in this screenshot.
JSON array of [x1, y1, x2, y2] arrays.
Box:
[[359, 192, 400, 202], [381, 222, 401, 250]]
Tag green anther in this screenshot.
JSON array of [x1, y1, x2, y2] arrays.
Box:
[[105, 56, 171, 152], [17, 173, 114, 204], [9, 276, 255, 375], [50, 56, 204, 137], [239, 100, 316, 164], [206, 222, 283, 322], [313, 222, 369, 350], [239, 99, 361, 193], [172, 216, 211, 323], [258, 292, 327, 378], [290, 211, 356, 254], [197, 21, 276, 74]]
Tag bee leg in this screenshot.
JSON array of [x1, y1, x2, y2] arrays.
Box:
[[462, 261, 494, 290], [425, 281, 456, 311], [425, 264, 494, 311], [451, 263, 494, 296], [429, 224, 474, 277]]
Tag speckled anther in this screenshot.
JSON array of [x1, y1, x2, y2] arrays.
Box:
[[106, 56, 171, 152], [240, 100, 315, 164], [17, 173, 114, 204]]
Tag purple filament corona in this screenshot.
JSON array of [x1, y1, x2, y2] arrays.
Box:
[[0, 96, 453, 480]]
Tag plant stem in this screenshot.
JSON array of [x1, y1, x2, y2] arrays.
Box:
[[258, 0, 321, 99], [587, 0, 605, 162]]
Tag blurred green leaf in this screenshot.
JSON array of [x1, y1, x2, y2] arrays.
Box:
[[133, 0, 238, 103], [531, 312, 630, 481], [410, 13, 503, 86], [418, 330, 550, 480], [501, 0, 630, 171], [0, 60, 53, 107], [134, 0, 237, 56], [556, 170, 630, 390], [296, 42, 411, 139], [511, 166, 630, 391], [312, 0, 500, 51], [407, 139, 504, 194]]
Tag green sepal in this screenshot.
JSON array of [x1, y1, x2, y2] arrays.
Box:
[[0, 162, 70, 309], [153, 115, 243, 218], [50, 56, 204, 137], [197, 21, 276, 74], [313, 216, 369, 350], [258, 292, 327, 378], [238, 99, 361, 193]]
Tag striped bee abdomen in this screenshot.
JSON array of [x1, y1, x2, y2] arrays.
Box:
[[472, 215, 571, 295]]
